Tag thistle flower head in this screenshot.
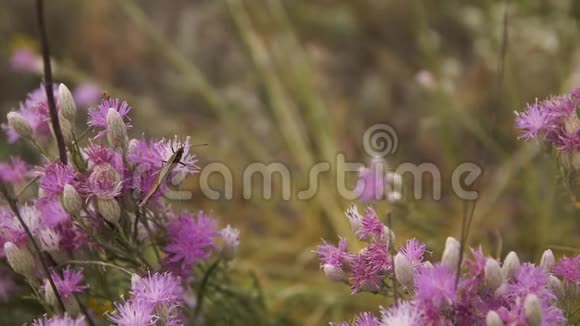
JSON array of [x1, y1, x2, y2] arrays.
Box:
[[163, 211, 219, 275], [380, 301, 423, 326], [45, 266, 88, 299], [0, 157, 29, 183], [414, 264, 456, 308], [88, 97, 132, 139], [552, 255, 580, 283], [32, 314, 87, 326], [108, 299, 158, 326], [130, 272, 183, 305], [73, 83, 101, 107], [38, 162, 78, 198], [399, 238, 426, 269], [350, 242, 391, 293], [10, 47, 41, 73], [86, 163, 123, 199]]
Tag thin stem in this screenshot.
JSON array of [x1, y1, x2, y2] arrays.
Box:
[[0, 182, 66, 313], [194, 259, 221, 319], [35, 0, 67, 164], [64, 260, 133, 276]]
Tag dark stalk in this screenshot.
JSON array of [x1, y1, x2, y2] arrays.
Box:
[[455, 199, 478, 289], [0, 182, 66, 313], [36, 0, 68, 164]]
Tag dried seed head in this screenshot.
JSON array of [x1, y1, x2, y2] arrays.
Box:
[[394, 252, 414, 288], [97, 198, 121, 224], [524, 294, 543, 326], [485, 310, 504, 326], [7, 112, 32, 139], [58, 83, 77, 121], [501, 251, 521, 280], [106, 108, 128, 152], [220, 225, 240, 261], [62, 184, 82, 215], [4, 242, 35, 278], [441, 237, 460, 270], [484, 258, 503, 290]]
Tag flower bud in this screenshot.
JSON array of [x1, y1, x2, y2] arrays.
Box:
[[62, 184, 83, 215], [58, 83, 77, 121], [7, 112, 32, 139], [441, 237, 460, 271], [548, 275, 564, 298], [323, 263, 345, 282], [97, 198, 120, 224], [485, 310, 503, 326], [219, 225, 240, 261], [540, 249, 555, 272], [484, 258, 503, 290], [382, 226, 396, 245], [53, 116, 74, 146], [501, 251, 521, 280], [524, 294, 543, 326], [4, 242, 36, 278], [106, 108, 128, 152], [394, 253, 414, 288], [423, 261, 433, 269]]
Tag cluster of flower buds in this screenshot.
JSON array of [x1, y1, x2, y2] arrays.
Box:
[[317, 204, 579, 326], [0, 83, 242, 324]]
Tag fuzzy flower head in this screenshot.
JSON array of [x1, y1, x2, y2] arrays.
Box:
[[399, 238, 427, 269], [355, 207, 386, 242], [108, 300, 158, 326], [219, 225, 240, 260], [45, 266, 88, 299], [380, 301, 423, 326], [2, 85, 58, 142], [163, 211, 219, 275], [83, 142, 124, 172], [354, 158, 387, 202], [88, 97, 132, 138], [350, 242, 391, 293], [515, 102, 557, 140], [130, 272, 183, 305], [553, 255, 580, 283], [38, 162, 77, 198], [73, 83, 101, 107], [351, 312, 379, 326], [315, 238, 352, 269], [10, 47, 41, 73], [414, 264, 456, 308], [128, 136, 199, 174], [86, 163, 123, 199], [0, 157, 29, 183], [32, 314, 87, 326], [506, 263, 554, 303]]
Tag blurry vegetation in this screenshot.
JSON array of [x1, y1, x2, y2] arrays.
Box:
[[1, 0, 579, 324]]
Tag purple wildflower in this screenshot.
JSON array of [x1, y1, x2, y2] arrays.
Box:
[[399, 238, 427, 269], [128, 136, 198, 175], [354, 159, 386, 202], [37, 197, 71, 227], [506, 263, 554, 303], [2, 85, 58, 142], [350, 242, 391, 293], [352, 312, 379, 326], [553, 255, 580, 283], [88, 97, 132, 138], [515, 102, 557, 140], [0, 157, 29, 183], [86, 163, 123, 199], [163, 211, 219, 275], [355, 207, 385, 242], [32, 314, 86, 326], [315, 238, 352, 269], [108, 300, 158, 326], [73, 83, 101, 107], [38, 162, 77, 198], [380, 302, 423, 326], [414, 264, 456, 308], [46, 266, 88, 299], [130, 272, 183, 305], [83, 142, 124, 172]]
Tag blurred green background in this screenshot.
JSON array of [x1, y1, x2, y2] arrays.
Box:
[[1, 0, 579, 324]]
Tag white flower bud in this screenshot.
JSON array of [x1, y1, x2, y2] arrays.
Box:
[[423, 261, 433, 269], [58, 83, 77, 121], [4, 242, 36, 278], [62, 184, 83, 215], [441, 237, 460, 270], [394, 253, 414, 288], [128, 138, 139, 153], [44, 283, 80, 315], [106, 108, 128, 152], [485, 310, 503, 326], [484, 258, 503, 290], [7, 112, 32, 139], [540, 249, 555, 272], [382, 226, 395, 245], [501, 251, 521, 280], [56, 116, 74, 145], [97, 198, 120, 224], [548, 275, 564, 298], [220, 225, 240, 261], [524, 294, 543, 326], [323, 264, 345, 282]]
